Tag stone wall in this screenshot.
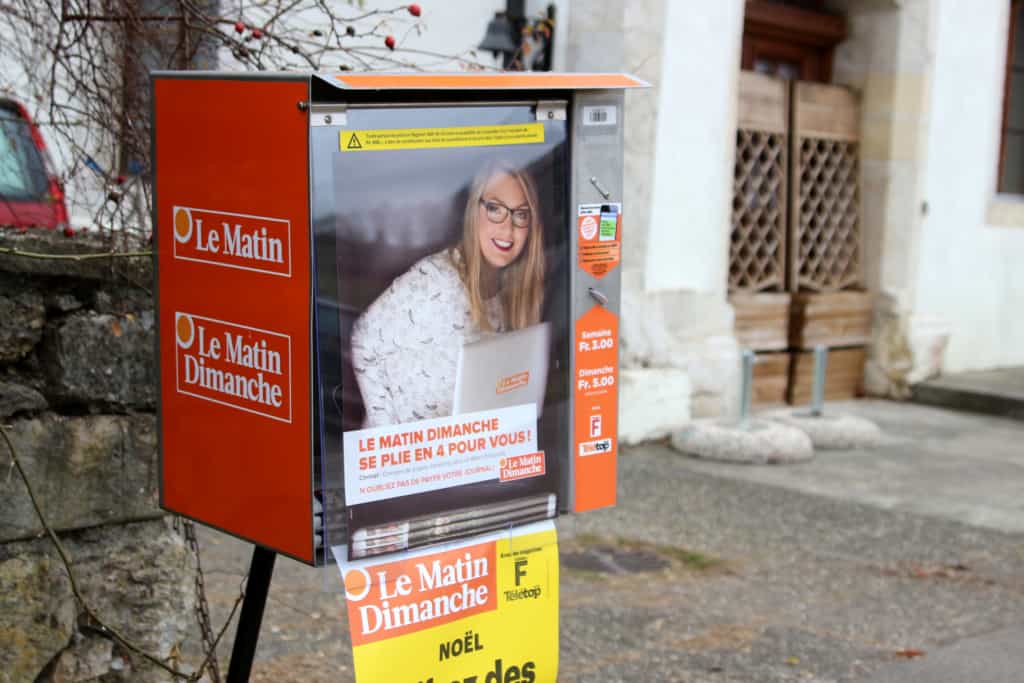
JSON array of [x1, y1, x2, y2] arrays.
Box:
[[827, 0, 940, 397], [0, 228, 197, 682]]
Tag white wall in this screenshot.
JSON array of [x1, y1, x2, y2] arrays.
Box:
[[644, 0, 744, 294], [915, 0, 1024, 371]]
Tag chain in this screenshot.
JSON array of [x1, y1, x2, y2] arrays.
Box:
[[179, 517, 222, 682]]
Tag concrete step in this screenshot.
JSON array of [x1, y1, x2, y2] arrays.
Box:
[[911, 367, 1024, 420]]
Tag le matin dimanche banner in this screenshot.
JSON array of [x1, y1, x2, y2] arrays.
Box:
[[332, 521, 559, 682]]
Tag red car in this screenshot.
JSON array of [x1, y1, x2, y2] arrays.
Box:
[[0, 97, 69, 230]]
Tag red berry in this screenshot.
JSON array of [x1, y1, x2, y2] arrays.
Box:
[[234, 21, 245, 34], [252, 28, 263, 39], [63, 226, 75, 237], [115, 175, 126, 185], [385, 35, 396, 50], [408, 4, 421, 17]]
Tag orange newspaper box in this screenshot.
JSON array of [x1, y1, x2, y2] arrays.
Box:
[[154, 72, 645, 566]]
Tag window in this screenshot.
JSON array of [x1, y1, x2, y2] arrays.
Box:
[[741, 0, 846, 83], [0, 104, 49, 200], [999, 1, 1024, 194]]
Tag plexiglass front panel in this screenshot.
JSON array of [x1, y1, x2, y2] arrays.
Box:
[[312, 103, 570, 563]]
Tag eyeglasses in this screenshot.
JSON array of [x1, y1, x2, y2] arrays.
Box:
[[479, 199, 531, 228]]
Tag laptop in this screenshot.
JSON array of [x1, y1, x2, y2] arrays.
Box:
[[453, 322, 551, 416]]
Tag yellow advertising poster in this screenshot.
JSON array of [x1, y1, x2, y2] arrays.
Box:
[[332, 521, 559, 683], [340, 123, 545, 152]]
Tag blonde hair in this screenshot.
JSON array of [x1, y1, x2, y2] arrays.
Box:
[[452, 161, 545, 332]]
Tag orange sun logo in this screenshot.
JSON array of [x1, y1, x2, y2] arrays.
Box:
[[343, 568, 372, 601], [175, 313, 195, 349], [173, 207, 192, 243]]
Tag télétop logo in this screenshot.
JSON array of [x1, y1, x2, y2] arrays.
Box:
[[174, 312, 291, 422], [173, 206, 291, 277], [343, 542, 497, 646]]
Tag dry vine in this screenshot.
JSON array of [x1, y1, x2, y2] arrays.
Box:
[[0, 0, 495, 244]]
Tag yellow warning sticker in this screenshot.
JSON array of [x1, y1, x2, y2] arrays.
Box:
[[339, 123, 544, 152]]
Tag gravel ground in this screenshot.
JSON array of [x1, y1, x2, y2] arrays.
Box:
[[190, 402, 1024, 682]]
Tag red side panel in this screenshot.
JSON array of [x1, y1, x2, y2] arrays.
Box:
[[155, 77, 313, 563]]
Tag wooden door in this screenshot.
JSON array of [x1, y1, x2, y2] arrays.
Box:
[[730, 73, 869, 405]]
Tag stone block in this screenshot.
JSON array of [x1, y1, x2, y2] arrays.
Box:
[[48, 635, 114, 683], [42, 311, 156, 408], [45, 292, 84, 314], [0, 555, 75, 683], [0, 289, 45, 363], [619, 368, 691, 445], [670, 419, 814, 465], [0, 381, 47, 418], [1, 519, 194, 683], [0, 414, 160, 541], [0, 228, 151, 283], [768, 411, 883, 450], [93, 288, 153, 316]]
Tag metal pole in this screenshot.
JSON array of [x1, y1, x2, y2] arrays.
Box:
[[739, 349, 755, 427], [226, 545, 277, 683], [811, 345, 828, 417]]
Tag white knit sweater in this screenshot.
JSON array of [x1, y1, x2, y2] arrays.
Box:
[[350, 250, 503, 427]]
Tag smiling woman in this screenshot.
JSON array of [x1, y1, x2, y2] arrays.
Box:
[[351, 161, 546, 427]]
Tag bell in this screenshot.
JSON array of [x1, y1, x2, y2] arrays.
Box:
[[478, 13, 517, 58]]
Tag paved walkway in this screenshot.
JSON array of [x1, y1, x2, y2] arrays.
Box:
[[192, 400, 1024, 682]]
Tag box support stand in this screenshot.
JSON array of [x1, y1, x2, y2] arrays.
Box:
[[226, 545, 277, 683]]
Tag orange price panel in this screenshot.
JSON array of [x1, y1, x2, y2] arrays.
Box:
[[573, 304, 619, 511]]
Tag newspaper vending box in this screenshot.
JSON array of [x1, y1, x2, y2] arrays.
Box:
[[154, 72, 645, 566]]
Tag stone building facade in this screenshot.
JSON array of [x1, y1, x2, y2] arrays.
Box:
[[562, 0, 1024, 440]]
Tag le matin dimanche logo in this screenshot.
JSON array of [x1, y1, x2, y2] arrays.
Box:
[[175, 312, 292, 423], [342, 541, 498, 646]]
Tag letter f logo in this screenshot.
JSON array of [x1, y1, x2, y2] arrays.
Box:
[[514, 558, 528, 586]]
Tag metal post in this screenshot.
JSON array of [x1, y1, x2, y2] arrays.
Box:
[[811, 345, 828, 417], [739, 349, 755, 427], [226, 545, 277, 683]]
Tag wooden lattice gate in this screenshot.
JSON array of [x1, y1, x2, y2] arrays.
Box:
[[730, 72, 872, 405]]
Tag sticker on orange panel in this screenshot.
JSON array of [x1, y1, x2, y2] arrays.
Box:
[[573, 304, 619, 511], [577, 203, 622, 278]]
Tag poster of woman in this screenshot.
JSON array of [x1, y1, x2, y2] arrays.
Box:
[[313, 102, 570, 559]]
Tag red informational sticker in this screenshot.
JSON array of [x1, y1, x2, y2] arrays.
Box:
[[573, 304, 619, 511], [577, 203, 622, 279]]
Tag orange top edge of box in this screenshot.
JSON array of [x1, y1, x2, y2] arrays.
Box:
[[324, 72, 650, 90]]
